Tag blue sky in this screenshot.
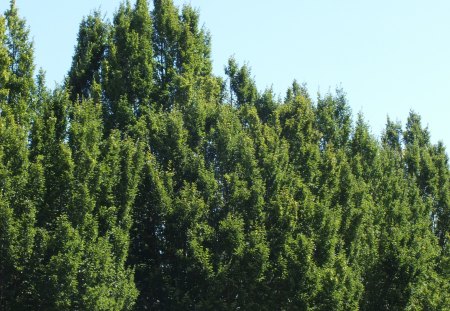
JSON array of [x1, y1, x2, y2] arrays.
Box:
[[2, 0, 450, 149]]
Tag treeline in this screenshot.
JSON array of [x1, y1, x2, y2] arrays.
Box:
[[0, 0, 449, 310]]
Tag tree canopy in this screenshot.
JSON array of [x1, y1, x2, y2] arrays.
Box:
[[0, 1, 449, 310]]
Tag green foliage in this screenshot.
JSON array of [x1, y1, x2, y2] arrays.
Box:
[[3, 0, 35, 125], [1, 1, 449, 310], [152, 0, 181, 109], [67, 11, 108, 102], [0, 16, 10, 103], [225, 57, 258, 108], [102, 0, 153, 132]]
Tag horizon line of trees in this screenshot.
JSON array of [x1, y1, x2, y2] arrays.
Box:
[[1, 0, 449, 310]]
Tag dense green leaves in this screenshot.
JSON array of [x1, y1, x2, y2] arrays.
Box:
[[0, 0, 449, 310], [103, 0, 154, 131], [3, 0, 34, 125], [67, 11, 108, 102]]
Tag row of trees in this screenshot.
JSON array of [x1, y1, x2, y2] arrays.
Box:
[[1, 0, 449, 309]]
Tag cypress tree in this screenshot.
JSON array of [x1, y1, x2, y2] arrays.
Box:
[[0, 93, 37, 311], [316, 89, 352, 150], [103, 0, 153, 132], [1, 1, 450, 309], [0, 16, 9, 103], [152, 0, 180, 110], [67, 11, 108, 102], [225, 57, 258, 108], [3, 0, 35, 125]]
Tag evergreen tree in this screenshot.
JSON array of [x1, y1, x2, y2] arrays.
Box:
[[176, 4, 220, 106], [34, 89, 73, 228], [1, 1, 450, 309], [279, 81, 320, 187], [255, 87, 278, 123], [431, 142, 450, 248], [0, 94, 37, 311], [3, 0, 35, 125], [316, 88, 352, 150], [103, 0, 153, 132], [0, 16, 10, 103], [225, 57, 258, 108], [152, 0, 180, 110], [67, 11, 108, 102]]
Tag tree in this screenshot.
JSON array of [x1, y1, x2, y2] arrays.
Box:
[[0, 101, 37, 310], [279, 82, 320, 187], [102, 0, 153, 132], [431, 142, 450, 248], [175, 4, 217, 105], [4, 0, 35, 125], [0, 16, 10, 103], [225, 57, 258, 108], [2, 1, 450, 309], [316, 88, 352, 150], [255, 87, 278, 123], [152, 0, 181, 110], [33, 89, 73, 228], [67, 11, 108, 102]]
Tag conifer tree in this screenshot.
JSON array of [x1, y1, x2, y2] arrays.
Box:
[[0, 8, 37, 308], [4, 0, 34, 125], [350, 113, 380, 183], [0, 88, 37, 311], [255, 87, 278, 123], [1, 1, 450, 309], [68, 11, 108, 102], [316, 89, 352, 150], [431, 142, 450, 248], [176, 4, 214, 103], [225, 57, 258, 108], [0, 16, 9, 103], [103, 0, 153, 132], [279, 82, 320, 186], [34, 89, 73, 228], [152, 0, 180, 110], [382, 117, 403, 153]]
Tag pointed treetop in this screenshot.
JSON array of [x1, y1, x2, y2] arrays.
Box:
[[3, 0, 35, 125]]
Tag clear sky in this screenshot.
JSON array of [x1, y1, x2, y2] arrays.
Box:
[[1, 0, 450, 149]]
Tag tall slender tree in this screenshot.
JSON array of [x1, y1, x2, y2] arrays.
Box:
[[103, 0, 153, 132], [152, 0, 180, 110], [67, 11, 108, 102], [4, 0, 34, 125]]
